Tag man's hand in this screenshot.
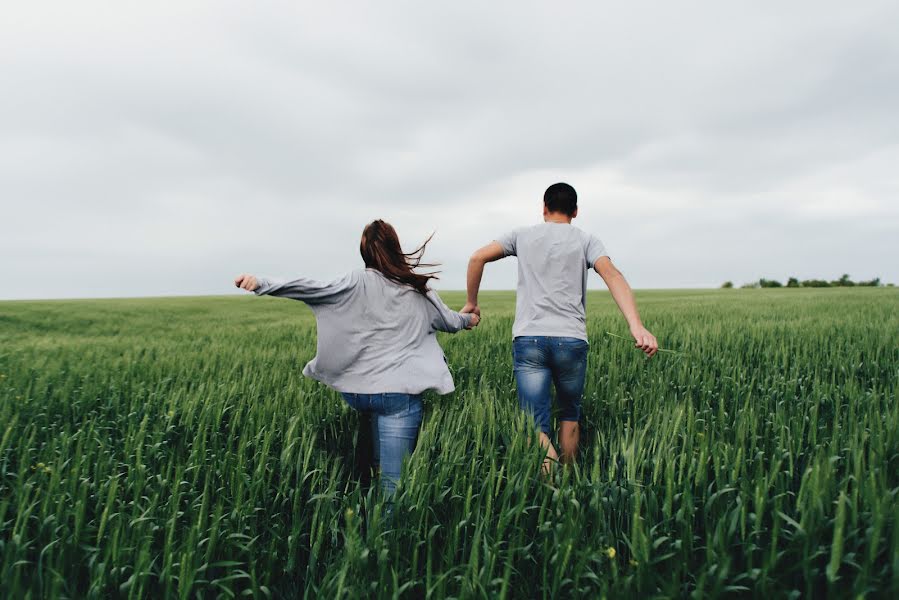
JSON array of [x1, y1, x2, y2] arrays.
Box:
[[461, 302, 481, 316], [465, 313, 481, 330], [630, 325, 658, 358], [595, 257, 657, 358], [234, 274, 259, 292], [466, 242, 505, 313]]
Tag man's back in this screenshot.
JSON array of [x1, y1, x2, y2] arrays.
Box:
[[465, 181, 658, 468], [497, 222, 606, 341]]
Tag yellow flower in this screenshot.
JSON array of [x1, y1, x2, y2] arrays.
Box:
[[629, 559, 639, 567], [345, 508, 355, 520], [36, 462, 45, 469], [606, 547, 616, 559]]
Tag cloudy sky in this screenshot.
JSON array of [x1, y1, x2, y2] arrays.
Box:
[[2, 1, 898, 300]]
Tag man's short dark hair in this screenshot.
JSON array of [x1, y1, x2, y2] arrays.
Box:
[[544, 182, 577, 216]]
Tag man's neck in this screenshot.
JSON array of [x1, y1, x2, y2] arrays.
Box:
[[544, 214, 572, 224]]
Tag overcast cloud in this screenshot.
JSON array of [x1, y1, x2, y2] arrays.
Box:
[[2, 1, 898, 299]]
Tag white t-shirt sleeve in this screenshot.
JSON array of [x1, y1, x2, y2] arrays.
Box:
[[585, 233, 608, 268], [495, 229, 519, 257]]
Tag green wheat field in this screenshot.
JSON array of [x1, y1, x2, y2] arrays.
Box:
[[1, 288, 897, 598]]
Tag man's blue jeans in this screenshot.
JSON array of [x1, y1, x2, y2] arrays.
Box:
[[341, 392, 423, 495], [512, 336, 589, 434]]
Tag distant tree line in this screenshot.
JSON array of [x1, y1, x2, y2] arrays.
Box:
[[721, 274, 890, 289]]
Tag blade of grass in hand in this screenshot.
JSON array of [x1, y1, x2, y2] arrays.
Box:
[[604, 331, 685, 355]]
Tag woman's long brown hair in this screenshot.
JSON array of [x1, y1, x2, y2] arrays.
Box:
[[360, 220, 439, 295]]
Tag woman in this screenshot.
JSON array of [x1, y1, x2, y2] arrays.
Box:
[[234, 220, 478, 496]]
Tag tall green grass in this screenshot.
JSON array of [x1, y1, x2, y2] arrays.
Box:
[[1, 288, 896, 598]]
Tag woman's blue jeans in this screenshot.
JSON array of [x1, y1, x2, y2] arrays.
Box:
[[341, 392, 423, 495]]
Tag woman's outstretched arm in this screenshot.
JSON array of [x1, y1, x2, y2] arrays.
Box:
[[234, 271, 358, 305], [426, 290, 480, 333]]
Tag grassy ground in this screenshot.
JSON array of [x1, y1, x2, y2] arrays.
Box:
[[1, 288, 897, 598]]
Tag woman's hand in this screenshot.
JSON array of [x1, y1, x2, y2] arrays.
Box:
[[466, 313, 481, 329], [234, 274, 260, 292]]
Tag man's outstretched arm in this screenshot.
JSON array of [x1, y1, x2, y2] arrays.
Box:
[[463, 242, 506, 315], [594, 256, 659, 357]]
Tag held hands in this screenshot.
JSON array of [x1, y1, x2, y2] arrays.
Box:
[[461, 302, 480, 316], [234, 274, 260, 292], [630, 325, 659, 358], [461, 302, 481, 330]]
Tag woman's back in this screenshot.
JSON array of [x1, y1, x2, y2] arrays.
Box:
[[254, 268, 472, 395], [236, 218, 477, 498]]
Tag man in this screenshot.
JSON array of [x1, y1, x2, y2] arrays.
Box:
[[462, 182, 658, 468]]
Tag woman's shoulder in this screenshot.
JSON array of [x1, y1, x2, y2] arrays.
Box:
[[333, 268, 365, 288], [360, 269, 418, 295], [422, 288, 453, 313]]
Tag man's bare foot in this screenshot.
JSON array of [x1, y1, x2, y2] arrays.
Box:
[[539, 432, 559, 476], [559, 421, 580, 465]]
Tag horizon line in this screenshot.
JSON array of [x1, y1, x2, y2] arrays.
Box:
[[4, 286, 897, 303]]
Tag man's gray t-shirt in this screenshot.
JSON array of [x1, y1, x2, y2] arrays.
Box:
[[496, 222, 607, 341]]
